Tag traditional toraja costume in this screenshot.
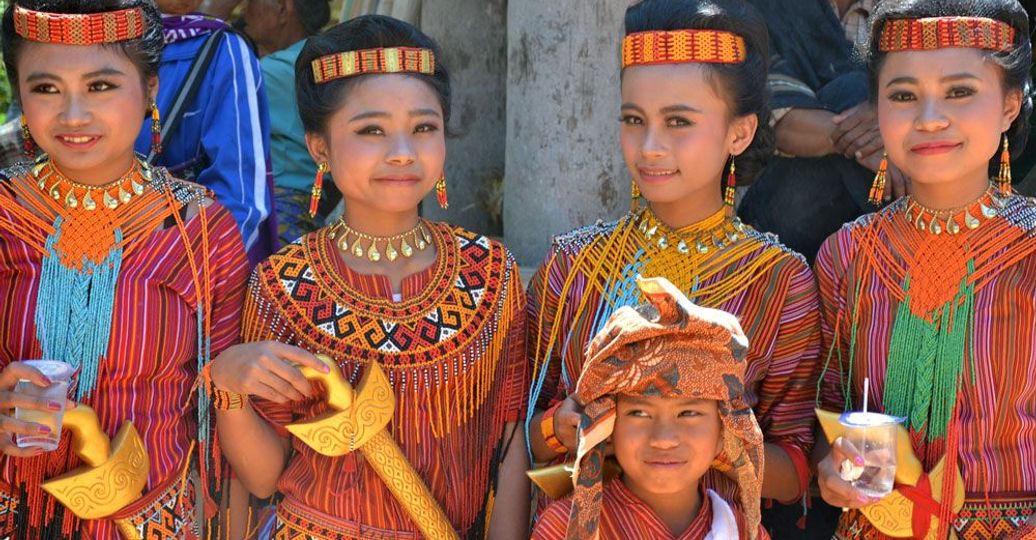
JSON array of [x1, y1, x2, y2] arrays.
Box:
[[236, 45, 527, 539], [528, 28, 820, 510], [0, 10, 247, 538], [815, 18, 1036, 540], [531, 276, 767, 540]]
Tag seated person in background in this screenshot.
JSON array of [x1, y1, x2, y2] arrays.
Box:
[[136, 0, 277, 264], [739, 0, 905, 262], [532, 276, 768, 540]]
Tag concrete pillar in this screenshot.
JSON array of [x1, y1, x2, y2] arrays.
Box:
[[503, 1, 630, 266], [420, 0, 507, 235]]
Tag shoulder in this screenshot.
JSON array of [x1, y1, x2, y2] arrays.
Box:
[[999, 193, 1036, 234], [550, 216, 626, 258], [738, 218, 809, 269], [0, 161, 32, 183], [532, 497, 572, 540]]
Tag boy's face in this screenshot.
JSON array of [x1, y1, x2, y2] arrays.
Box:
[[613, 394, 722, 498]]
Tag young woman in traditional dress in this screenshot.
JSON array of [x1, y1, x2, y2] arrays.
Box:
[[814, 0, 1036, 537], [526, 0, 822, 519], [208, 14, 530, 540], [0, 0, 249, 537]]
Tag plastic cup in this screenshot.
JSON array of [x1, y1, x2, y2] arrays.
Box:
[[839, 411, 900, 498], [13, 360, 74, 451]]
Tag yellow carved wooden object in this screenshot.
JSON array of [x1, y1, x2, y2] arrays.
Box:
[[287, 355, 458, 540], [816, 409, 964, 539], [40, 404, 148, 540]]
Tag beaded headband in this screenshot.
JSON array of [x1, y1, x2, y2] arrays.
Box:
[[878, 16, 1016, 53], [622, 29, 747, 69], [13, 5, 145, 45], [311, 47, 436, 84]]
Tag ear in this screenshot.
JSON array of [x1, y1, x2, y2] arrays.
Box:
[[1000, 88, 1023, 133], [280, 0, 294, 18], [728, 113, 758, 157], [146, 75, 159, 103], [305, 131, 330, 165]]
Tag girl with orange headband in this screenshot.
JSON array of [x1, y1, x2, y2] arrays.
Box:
[[0, 0, 249, 537], [526, 0, 822, 528], [814, 0, 1036, 538], [207, 14, 530, 540]]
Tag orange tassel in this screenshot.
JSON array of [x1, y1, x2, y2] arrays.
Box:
[[20, 115, 33, 158], [997, 134, 1011, 194], [310, 162, 327, 217], [724, 158, 737, 209], [869, 153, 888, 206], [150, 100, 162, 155], [435, 173, 449, 209]]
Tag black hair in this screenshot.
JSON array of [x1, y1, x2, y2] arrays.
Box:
[[624, 0, 774, 185], [1, 0, 163, 99], [295, 14, 451, 135], [865, 0, 1034, 162], [295, 0, 330, 37]]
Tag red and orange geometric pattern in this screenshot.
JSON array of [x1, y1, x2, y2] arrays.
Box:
[[621, 29, 746, 69], [13, 5, 145, 45], [879, 16, 1015, 53], [311, 47, 435, 84]]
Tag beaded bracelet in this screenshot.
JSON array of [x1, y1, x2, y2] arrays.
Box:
[[201, 362, 245, 410], [541, 401, 569, 455]]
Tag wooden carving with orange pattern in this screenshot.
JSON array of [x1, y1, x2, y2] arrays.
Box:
[[287, 355, 459, 539], [40, 404, 149, 540]]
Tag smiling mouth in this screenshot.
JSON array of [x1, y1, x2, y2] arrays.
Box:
[[57, 135, 99, 144], [910, 142, 962, 155], [638, 168, 679, 179]]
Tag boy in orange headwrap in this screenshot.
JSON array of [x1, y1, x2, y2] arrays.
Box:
[[531, 276, 768, 540]]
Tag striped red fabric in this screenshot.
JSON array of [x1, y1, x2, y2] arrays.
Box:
[[246, 224, 527, 537], [531, 480, 768, 540], [0, 176, 247, 538], [815, 195, 1036, 538]]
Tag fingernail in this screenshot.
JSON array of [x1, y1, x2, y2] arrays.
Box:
[[37, 425, 51, 434], [323, 364, 330, 373], [855, 151, 862, 159], [854, 455, 865, 466], [41, 376, 52, 386], [47, 401, 62, 411]]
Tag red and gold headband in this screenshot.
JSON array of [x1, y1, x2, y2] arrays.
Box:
[[622, 29, 746, 69], [13, 5, 145, 45], [311, 47, 435, 84], [879, 17, 1015, 53]]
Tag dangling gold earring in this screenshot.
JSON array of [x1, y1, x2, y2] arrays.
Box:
[[435, 173, 449, 209], [724, 157, 737, 213], [20, 115, 34, 158], [630, 180, 641, 212], [150, 99, 162, 155], [868, 152, 888, 206], [309, 161, 328, 217], [997, 134, 1012, 194]]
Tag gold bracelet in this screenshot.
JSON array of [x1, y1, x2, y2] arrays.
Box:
[[202, 363, 245, 410]]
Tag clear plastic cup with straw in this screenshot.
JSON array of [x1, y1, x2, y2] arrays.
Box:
[[838, 378, 901, 498]]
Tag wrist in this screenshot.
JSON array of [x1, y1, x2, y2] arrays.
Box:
[[202, 362, 245, 411], [540, 401, 569, 455]]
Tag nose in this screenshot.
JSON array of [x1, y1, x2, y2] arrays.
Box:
[[59, 93, 93, 127], [647, 418, 680, 450], [386, 134, 417, 166], [640, 125, 667, 160], [914, 96, 950, 132]]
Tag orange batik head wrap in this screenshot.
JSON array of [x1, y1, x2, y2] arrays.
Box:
[[566, 275, 764, 540]]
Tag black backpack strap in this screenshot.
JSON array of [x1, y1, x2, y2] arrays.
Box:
[[147, 28, 227, 165]]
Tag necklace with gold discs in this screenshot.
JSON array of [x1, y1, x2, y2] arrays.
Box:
[[32, 156, 153, 211], [330, 218, 434, 263]]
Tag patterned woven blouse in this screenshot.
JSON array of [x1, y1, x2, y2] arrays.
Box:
[[247, 222, 527, 538], [0, 166, 247, 539], [815, 191, 1036, 539], [528, 207, 822, 502], [531, 480, 771, 540]]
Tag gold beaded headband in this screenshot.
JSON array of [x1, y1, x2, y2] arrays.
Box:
[[13, 4, 145, 45], [878, 16, 1016, 53], [311, 46, 436, 84], [622, 29, 747, 69]]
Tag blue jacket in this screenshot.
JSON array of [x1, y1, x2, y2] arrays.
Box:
[[135, 29, 275, 261]]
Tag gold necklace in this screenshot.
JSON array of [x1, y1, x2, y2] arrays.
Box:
[[636, 207, 746, 255], [32, 157, 151, 211], [903, 185, 1003, 235], [329, 219, 433, 262]]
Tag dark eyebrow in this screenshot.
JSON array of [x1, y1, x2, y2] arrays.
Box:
[[410, 108, 441, 118], [349, 110, 390, 122], [620, 102, 645, 114], [25, 67, 127, 83], [659, 104, 702, 114], [886, 73, 981, 88], [24, 72, 59, 83], [83, 67, 127, 79]]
